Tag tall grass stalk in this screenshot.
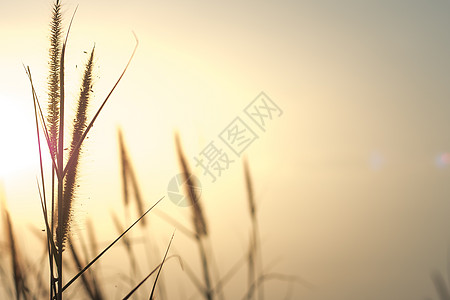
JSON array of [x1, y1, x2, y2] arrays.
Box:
[[25, 1, 139, 298], [55, 7, 78, 298], [46, 1, 63, 297], [174, 133, 213, 300], [47, 0, 62, 159], [61, 46, 95, 246], [117, 129, 168, 299], [118, 128, 146, 226], [243, 158, 263, 300], [26, 64, 57, 299], [2, 206, 28, 300]]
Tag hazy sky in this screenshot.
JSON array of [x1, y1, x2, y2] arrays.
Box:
[[1, 1, 450, 299]]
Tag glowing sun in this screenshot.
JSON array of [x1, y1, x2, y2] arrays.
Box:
[[0, 95, 39, 178]]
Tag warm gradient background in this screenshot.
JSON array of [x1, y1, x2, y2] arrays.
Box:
[[1, 0, 450, 299]]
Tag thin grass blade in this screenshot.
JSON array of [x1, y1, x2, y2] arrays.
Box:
[[121, 254, 181, 300], [60, 196, 163, 294], [149, 231, 175, 300]]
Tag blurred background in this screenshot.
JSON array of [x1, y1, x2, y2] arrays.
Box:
[[1, 0, 450, 299]]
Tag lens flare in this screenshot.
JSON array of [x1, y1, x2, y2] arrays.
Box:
[[369, 151, 384, 170], [435, 153, 450, 168]]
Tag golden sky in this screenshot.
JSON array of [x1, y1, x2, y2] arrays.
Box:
[[1, 0, 450, 299]]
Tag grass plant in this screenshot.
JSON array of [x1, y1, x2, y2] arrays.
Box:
[[0, 1, 298, 299]]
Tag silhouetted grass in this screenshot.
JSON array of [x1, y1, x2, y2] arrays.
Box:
[[243, 158, 263, 300], [118, 128, 146, 226], [175, 133, 213, 300], [62, 46, 95, 248], [2, 206, 28, 300], [0, 1, 301, 299], [431, 270, 450, 300], [21, 1, 158, 299]]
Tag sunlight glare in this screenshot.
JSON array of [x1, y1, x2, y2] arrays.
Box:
[[0, 96, 37, 178]]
